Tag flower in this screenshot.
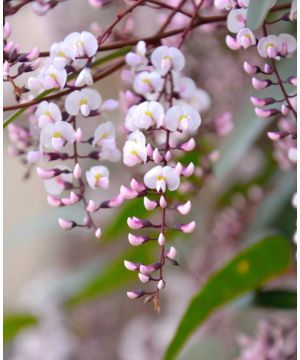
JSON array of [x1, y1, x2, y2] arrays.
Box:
[[236, 28, 256, 49], [144, 165, 180, 192], [50, 41, 75, 69], [214, 0, 235, 10], [277, 33, 297, 57], [173, 75, 196, 99], [44, 165, 73, 195], [40, 121, 76, 150], [92, 121, 121, 161], [165, 104, 201, 132], [124, 101, 164, 131], [27, 65, 67, 93], [123, 130, 147, 166], [35, 101, 62, 128], [133, 71, 164, 100], [86, 165, 110, 189], [125, 40, 148, 70], [151, 46, 185, 74], [257, 35, 280, 58], [227, 8, 247, 33], [185, 89, 211, 113], [63, 31, 98, 58], [65, 88, 102, 116], [74, 68, 93, 87]]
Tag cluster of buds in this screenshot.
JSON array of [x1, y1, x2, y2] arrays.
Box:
[[214, 0, 297, 121], [121, 42, 207, 309], [235, 320, 296, 360]]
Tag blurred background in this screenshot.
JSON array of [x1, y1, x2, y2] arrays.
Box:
[[4, 1, 296, 359]]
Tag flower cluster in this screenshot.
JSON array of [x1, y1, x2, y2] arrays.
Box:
[[121, 42, 208, 310], [216, 0, 297, 121]]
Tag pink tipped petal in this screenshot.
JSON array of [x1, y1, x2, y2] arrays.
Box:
[[138, 273, 151, 283], [47, 195, 61, 207], [128, 233, 147, 246], [177, 200, 192, 215], [73, 163, 82, 179], [157, 279, 165, 290], [130, 178, 146, 192], [95, 228, 102, 239], [58, 218, 75, 230], [144, 197, 157, 211], [124, 260, 140, 271], [166, 246, 177, 260], [158, 233, 166, 246], [126, 290, 145, 299], [179, 220, 196, 233], [120, 185, 138, 200]]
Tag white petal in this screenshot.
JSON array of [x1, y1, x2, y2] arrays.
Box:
[[81, 31, 98, 57], [65, 90, 81, 115], [144, 166, 162, 189], [163, 166, 180, 191]]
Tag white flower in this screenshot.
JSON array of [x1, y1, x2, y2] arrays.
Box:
[[151, 46, 185, 74], [173, 75, 197, 99], [40, 121, 76, 150], [125, 40, 148, 70], [277, 33, 297, 57], [65, 88, 102, 116], [227, 8, 247, 33], [35, 101, 62, 128], [50, 41, 75, 69], [165, 104, 201, 132], [75, 68, 93, 87], [92, 121, 121, 162], [124, 101, 164, 131], [144, 165, 180, 192], [257, 35, 279, 58], [28, 65, 67, 93], [133, 71, 163, 100], [86, 165, 109, 189], [186, 88, 211, 113], [123, 130, 147, 167], [214, 0, 235, 10], [64, 31, 98, 58], [44, 165, 72, 195], [236, 28, 256, 49]]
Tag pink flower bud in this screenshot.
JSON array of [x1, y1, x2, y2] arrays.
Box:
[[166, 246, 177, 260], [252, 77, 271, 90], [83, 215, 90, 226], [27, 150, 42, 163], [128, 233, 148, 246], [140, 263, 161, 275], [182, 163, 195, 177], [180, 138, 196, 151], [208, 150, 220, 162], [138, 273, 151, 283], [158, 233, 165, 246], [124, 260, 140, 271], [153, 148, 163, 163], [177, 200, 191, 215], [267, 131, 281, 141], [95, 228, 102, 239], [120, 185, 138, 200], [250, 96, 275, 107], [281, 104, 290, 116], [165, 151, 172, 161], [288, 77, 297, 86], [130, 178, 146, 192], [3, 22, 11, 40], [159, 196, 167, 209], [27, 46, 39, 61], [58, 218, 75, 230], [263, 63, 273, 74], [225, 35, 241, 50], [127, 217, 144, 229], [243, 62, 258, 75], [70, 191, 80, 204], [75, 128, 83, 142], [86, 200, 97, 212], [175, 162, 183, 175], [47, 195, 61, 207], [157, 279, 165, 290], [36, 167, 55, 179], [177, 220, 196, 233], [61, 196, 73, 206], [126, 290, 145, 299], [73, 163, 82, 179], [255, 107, 279, 118], [146, 143, 154, 157], [108, 194, 124, 208], [144, 196, 157, 211]]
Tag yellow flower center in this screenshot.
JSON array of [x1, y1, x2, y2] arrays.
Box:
[[266, 43, 275, 48], [52, 131, 63, 138], [44, 111, 51, 117], [57, 51, 65, 57], [94, 172, 102, 181], [157, 175, 166, 181], [163, 55, 172, 61], [144, 111, 153, 117], [49, 73, 57, 80], [142, 78, 151, 84], [178, 114, 188, 123], [80, 99, 88, 106]]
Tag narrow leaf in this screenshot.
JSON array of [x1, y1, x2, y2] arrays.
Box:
[[164, 235, 292, 360], [4, 313, 38, 342]]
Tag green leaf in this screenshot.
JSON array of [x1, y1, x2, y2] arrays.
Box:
[[66, 243, 154, 308], [247, 0, 277, 30], [164, 235, 292, 360], [3, 46, 131, 128], [254, 289, 297, 309], [4, 313, 38, 342]]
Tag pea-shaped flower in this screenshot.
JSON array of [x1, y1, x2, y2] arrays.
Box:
[[64, 31, 98, 58], [144, 165, 180, 193], [65, 88, 102, 117], [151, 46, 185, 74], [35, 101, 62, 128], [44, 165, 72, 195], [125, 40, 148, 70], [227, 8, 247, 33], [123, 130, 147, 167], [165, 104, 201, 132], [40, 121, 76, 150], [86, 165, 110, 189], [133, 71, 164, 100]]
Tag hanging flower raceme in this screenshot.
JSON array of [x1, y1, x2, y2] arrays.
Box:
[[122, 44, 203, 310]]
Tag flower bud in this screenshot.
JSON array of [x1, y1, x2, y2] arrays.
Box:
[[3, 22, 11, 40], [177, 220, 196, 233], [182, 163, 195, 177], [120, 185, 138, 200], [107, 194, 124, 208], [27, 150, 42, 163], [165, 151, 172, 161], [139, 263, 161, 275], [153, 148, 163, 163], [157, 279, 165, 290], [252, 77, 271, 90], [124, 260, 140, 271], [281, 104, 290, 116], [27, 46, 39, 61], [225, 35, 241, 50], [73, 163, 82, 179], [267, 131, 281, 141], [146, 143, 154, 157], [47, 195, 61, 207], [144, 196, 157, 211], [159, 196, 167, 209], [255, 107, 279, 118], [263, 63, 273, 74], [58, 218, 75, 230], [75, 128, 83, 142], [36, 167, 55, 179], [166, 246, 177, 260], [95, 228, 102, 240], [86, 200, 97, 212], [250, 96, 275, 107], [175, 162, 183, 175], [128, 233, 148, 246], [177, 200, 192, 215], [126, 290, 145, 299], [70, 191, 80, 204], [130, 178, 146, 192], [180, 138, 196, 151], [243, 61, 259, 75], [127, 217, 151, 229], [158, 233, 166, 246], [138, 273, 151, 283], [288, 77, 297, 86]]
